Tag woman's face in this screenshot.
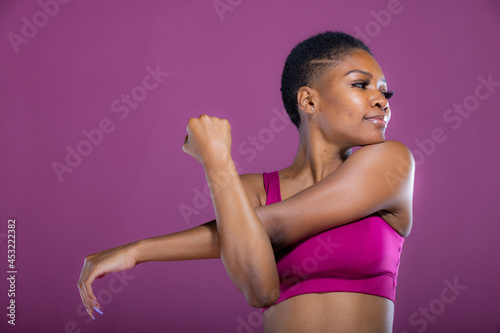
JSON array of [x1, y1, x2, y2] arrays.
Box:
[[310, 48, 392, 147]]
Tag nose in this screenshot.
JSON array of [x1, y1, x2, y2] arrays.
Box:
[[372, 96, 389, 113], [377, 103, 389, 113]]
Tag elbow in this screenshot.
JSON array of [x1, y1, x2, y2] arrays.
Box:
[[245, 287, 280, 309]]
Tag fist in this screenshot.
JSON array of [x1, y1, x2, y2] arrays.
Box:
[[182, 114, 232, 167]]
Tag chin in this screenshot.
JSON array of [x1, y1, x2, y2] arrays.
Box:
[[357, 133, 386, 147]]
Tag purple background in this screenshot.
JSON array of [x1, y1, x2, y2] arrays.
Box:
[[1, 0, 499, 332]]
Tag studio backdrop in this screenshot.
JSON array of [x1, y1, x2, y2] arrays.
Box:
[[1, 0, 499, 332]]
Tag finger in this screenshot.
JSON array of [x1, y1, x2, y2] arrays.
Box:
[[88, 309, 95, 320], [79, 289, 95, 320], [78, 262, 101, 313], [83, 270, 99, 305], [78, 261, 95, 302], [78, 263, 93, 312], [79, 279, 101, 313], [81, 277, 101, 318]]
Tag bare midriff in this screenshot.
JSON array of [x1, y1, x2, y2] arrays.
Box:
[[262, 292, 394, 333]]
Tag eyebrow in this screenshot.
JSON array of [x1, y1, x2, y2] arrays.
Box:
[[344, 69, 386, 84]]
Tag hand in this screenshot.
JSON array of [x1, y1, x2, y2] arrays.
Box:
[[182, 114, 232, 168], [77, 242, 139, 320]]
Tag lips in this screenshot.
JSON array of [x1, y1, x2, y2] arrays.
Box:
[[364, 114, 388, 126]]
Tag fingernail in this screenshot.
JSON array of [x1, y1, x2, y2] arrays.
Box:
[[87, 309, 95, 320], [93, 306, 103, 315]]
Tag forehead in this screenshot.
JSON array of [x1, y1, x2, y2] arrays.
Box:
[[327, 49, 386, 82]]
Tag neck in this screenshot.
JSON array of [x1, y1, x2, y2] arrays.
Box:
[[283, 125, 352, 184]]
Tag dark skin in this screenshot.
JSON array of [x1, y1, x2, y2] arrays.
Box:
[[78, 49, 414, 332]]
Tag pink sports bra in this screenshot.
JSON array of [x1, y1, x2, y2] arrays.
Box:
[[262, 170, 404, 312]]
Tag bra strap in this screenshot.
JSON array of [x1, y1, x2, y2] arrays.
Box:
[[263, 171, 282, 205]]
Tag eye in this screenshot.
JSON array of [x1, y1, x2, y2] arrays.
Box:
[[382, 90, 394, 100], [352, 80, 369, 89]]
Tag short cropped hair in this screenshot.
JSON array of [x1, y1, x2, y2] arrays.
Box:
[[281, 31, 372, 129]]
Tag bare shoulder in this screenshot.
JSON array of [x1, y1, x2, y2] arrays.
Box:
[[239, 173, 266, 208], [348, 140, 415, 237], [346, 140, 415, 178], [352, 140, 413, 161]]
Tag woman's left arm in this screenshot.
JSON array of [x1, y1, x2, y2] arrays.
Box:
[[182, 115, 279, 308], [257, 140, 415, 250]]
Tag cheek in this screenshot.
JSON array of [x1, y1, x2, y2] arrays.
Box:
[[320, 89, 365, 122], [343, 96, 364, 119], [348, 94, 366, 108]]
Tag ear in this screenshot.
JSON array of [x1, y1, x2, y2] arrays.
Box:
[[297, 86, 317, 115]]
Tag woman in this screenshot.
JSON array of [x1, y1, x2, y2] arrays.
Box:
[[78, 31, 414, 332]]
